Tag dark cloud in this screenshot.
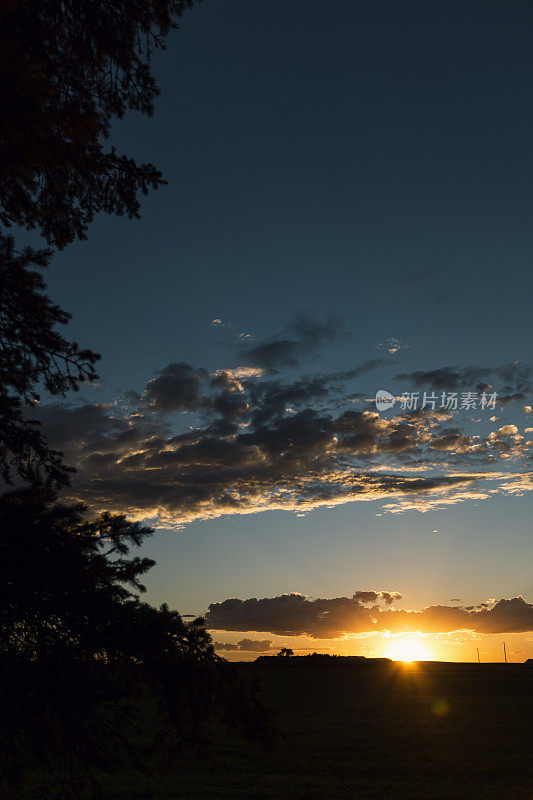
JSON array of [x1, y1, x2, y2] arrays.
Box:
[[144, 362, 206, 412], [248, 360, 392, 427], [213, 641, 239, 651], [206, 593, 533, 639], [206, 591, 402, 639], [429, 430, 473, 452], [239, 314, 346, 371], [34, 403, 118, 450], [353, 590, 402, 606], [497, 393, 527, 408], [494, 364, 533, 392], [396, 363, 532, 394], [214, 638, 272, 653], [333, 358, 396, 386], [249, 376, 332, 427]]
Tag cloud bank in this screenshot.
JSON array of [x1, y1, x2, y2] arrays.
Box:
[[205, 593, 533, 639], [28, 316, 532, 527]]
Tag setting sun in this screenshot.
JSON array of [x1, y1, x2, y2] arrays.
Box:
[[386, 635, 433, 663]]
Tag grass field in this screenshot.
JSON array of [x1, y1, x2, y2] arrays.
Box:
[[47, 662, 533, 799]]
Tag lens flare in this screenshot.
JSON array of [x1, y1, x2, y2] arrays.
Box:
[[431, 698, 450, 717]]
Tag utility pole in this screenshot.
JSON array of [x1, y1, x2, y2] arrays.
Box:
[[477, 647, 480, 664], [503, 641, 507, 664]]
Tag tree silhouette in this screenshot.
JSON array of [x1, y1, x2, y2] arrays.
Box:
[[0, 489, 276, 797], [0, 0, 196, 248], [278, 648, 294, 657], [0, 0, 197, 483], [0, 234, 100, 486], [0, 4, 278, 793]]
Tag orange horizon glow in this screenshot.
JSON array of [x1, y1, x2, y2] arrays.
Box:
[[213, 629, 533, 663]]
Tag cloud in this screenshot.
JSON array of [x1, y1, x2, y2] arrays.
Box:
[[353, 590, 402, 605], [238, 314, 346, 371], [375, 337, 407, 355], [33, 403, 119, 451], [206, 593, 533, 639], [34, 386, 533, 526], [29, 342, 533, 527], [496, 393, 527, 409], [245, 359, 392, 426], [213, 638, 272, 652], [429, 430, 474, 453], [143, 362, 206, 412], [250, 379, 330, 427], [212, 367, 264, 381], [396, 363, 532, 394], [487, 425, 530, 458]]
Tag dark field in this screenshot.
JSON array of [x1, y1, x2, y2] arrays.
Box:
[[43, 663, 533, 799]]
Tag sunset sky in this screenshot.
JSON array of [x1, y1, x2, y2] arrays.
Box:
[[32, 0, 533, 661]]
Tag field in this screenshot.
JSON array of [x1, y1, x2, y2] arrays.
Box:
[[87, 661, 533, 800]]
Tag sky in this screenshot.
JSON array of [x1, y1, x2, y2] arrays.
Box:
[[33, 0, 533, 661]]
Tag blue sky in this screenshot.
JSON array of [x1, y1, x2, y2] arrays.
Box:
[[33, 0, 533, 659]]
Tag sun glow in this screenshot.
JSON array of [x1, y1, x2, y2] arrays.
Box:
[[386, 635, 433, 663]]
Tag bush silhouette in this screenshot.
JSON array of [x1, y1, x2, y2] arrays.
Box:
[[0, 489, 276, 797]]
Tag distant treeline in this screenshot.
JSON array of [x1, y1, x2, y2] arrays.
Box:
[[250, 655, 533, 668], [252, 653, 393, 668]]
